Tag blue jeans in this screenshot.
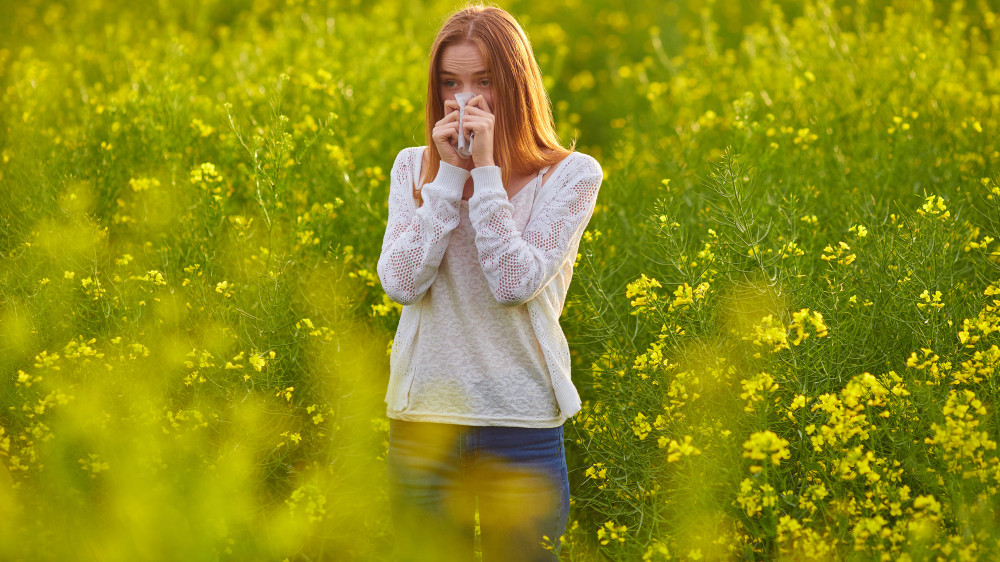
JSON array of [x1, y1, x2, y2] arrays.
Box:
[[387, 419, 570, 562]]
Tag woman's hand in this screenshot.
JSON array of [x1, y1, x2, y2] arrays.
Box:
[[461, 95, 495, 168], [431, 101, 465, 168], [431, 95, 495, 169]]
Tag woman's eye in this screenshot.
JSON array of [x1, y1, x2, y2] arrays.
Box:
[[479, 79, 490, 86], [443, 80, 458, 88]]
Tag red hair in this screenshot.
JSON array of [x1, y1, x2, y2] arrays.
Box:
[[415, 4, 572, 205]]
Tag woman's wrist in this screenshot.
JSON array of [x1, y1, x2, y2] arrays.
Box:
[[469, 166, 505, 200], [439, 159, 472, 173], [430, 161, 471, 201]]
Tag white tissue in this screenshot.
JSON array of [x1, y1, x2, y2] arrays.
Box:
[[454, 92, 475, 158]]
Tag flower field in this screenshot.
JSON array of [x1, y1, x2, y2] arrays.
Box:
[[1, 0, 999, 559]]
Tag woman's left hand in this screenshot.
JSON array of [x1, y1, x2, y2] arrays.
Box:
[[461, 95, 495, 168]]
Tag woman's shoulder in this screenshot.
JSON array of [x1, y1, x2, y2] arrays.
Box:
[[390, 146, 429, 181], [548, 151, 602, 185], [570, 150, 601, 171], [393, 145, 427, 166]]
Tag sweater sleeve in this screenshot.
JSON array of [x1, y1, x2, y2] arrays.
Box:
[[377, 148, 470, 305], [467, 153, 603, 306]]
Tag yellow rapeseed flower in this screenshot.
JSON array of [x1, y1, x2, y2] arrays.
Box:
[[626, 274, 662, 315], [597, 521, 627, 545], [743, 430, 791, 472]]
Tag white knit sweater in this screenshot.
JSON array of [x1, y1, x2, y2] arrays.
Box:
[[377, 146, 603, 421]]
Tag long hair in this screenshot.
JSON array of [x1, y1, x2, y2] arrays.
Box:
[[415, 5, 571, 205]]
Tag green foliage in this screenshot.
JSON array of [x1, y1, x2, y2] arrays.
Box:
[[1, 0, 999, 560]]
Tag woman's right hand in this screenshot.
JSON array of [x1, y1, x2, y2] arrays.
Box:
[[431, 99, 468, 169]]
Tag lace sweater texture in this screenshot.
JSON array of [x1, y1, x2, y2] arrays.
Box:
[[377, 146, 603, 425]]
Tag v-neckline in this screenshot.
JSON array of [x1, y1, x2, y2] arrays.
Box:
[[507, 175, 538, 203]]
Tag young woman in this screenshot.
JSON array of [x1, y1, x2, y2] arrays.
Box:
[[377, 5, 603, 561]]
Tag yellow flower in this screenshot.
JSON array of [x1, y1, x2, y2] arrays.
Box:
[[743, 430, 791, 472], [585, 462, 608, 480], [789, 308, 829, 344], [917, 195, 950, 220], [663, 435, 701, 462], [215, 280, 234, 298], [249, 352, 268, 372], [741, 372, 778, 413], [916, 289, 944, 310], [821, 241, 856, 265], [77, 453, 110, 477], [190, 118, 215, 137], [746, 315, 789, 352], [631, 412, 652, 440], [371, 294, 403, 317], [597, 521, 627, 545], [128, 177, 160, 192], [190, 162, 222, 184], [286, 484, 327, 523], [625, 274, 662, 315]]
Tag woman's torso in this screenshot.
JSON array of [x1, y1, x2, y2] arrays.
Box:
[[394, 151, 563, 427]]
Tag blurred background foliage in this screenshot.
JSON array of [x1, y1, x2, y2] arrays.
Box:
[[1, 0, 1000, 559]]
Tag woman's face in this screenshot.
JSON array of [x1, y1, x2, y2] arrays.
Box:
[[438, 41, 494, 109]]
